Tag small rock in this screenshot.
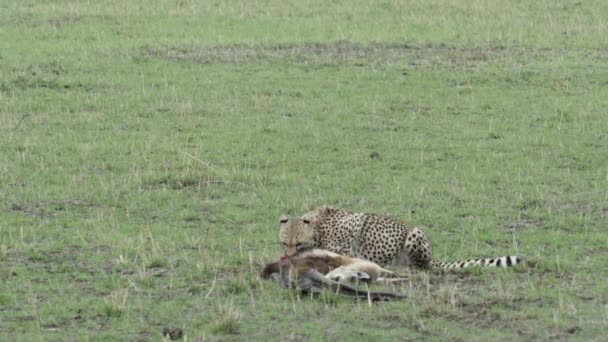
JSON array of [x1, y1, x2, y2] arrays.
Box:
[[566, 326, 582, 334], [162, 327, 183, 340]]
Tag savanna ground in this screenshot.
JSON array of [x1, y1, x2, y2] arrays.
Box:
[[1, 0, 607, 340]]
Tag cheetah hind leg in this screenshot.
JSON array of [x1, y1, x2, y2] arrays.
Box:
[[400, 227, 434, 269]]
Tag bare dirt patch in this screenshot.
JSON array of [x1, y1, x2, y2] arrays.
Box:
[[139, 41, 582, 69], [157, 176, 222, 190], [504, 219, 544, 231], [144, 175, 229, 191], [10, 199, 95, 218], [0, 65, 94, 93]]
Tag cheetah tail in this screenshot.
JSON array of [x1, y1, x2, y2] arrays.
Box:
[[430, 256, 521, 269]]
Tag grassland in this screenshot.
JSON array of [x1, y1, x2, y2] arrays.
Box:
[[1, 0, 607, 340]]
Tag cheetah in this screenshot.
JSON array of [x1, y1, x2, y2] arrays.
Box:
[[279, 206, 520, 270]]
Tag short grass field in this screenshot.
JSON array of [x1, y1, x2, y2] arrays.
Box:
[[1, 0, 608, 340]]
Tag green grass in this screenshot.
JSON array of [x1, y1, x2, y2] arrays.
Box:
[[1, 0, 607, 340]]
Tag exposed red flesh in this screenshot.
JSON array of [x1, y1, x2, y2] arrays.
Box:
[[279, 255, 290, 265]]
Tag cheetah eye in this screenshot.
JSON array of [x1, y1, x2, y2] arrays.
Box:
[[279, 216, 288, 224], [302, 219, 310, 224]]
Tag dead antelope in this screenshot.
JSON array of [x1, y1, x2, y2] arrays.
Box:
[[260, 249, 406, 301]]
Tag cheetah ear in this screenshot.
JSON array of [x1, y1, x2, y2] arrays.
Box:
[[279, 215, 288, 224], [302, 218, 310, 224], [319, 205, 331, 215]]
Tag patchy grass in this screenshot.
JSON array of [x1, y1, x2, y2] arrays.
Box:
[[210, 302, 242, 335], [1, 0, 607, 340]]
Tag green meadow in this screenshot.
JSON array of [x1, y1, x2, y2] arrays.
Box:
[[1, 0, 607, 340]]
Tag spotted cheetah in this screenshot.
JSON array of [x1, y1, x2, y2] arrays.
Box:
[[279, 206, 520, 269]]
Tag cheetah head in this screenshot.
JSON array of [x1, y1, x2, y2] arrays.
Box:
[[278, 215, 316, 257]]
